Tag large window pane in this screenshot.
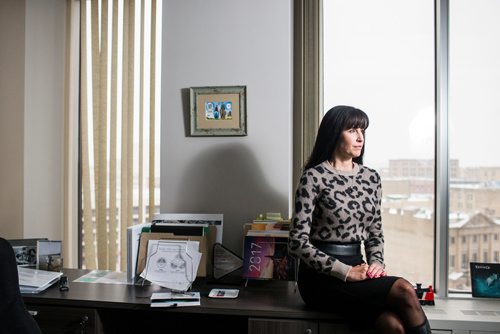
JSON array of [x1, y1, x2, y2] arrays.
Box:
[[323, 0, 435, 285], [448, 0, 500, 292]]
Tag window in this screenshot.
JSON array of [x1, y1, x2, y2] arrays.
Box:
[[299, 0, 500, 295], [322, 0, 434, 285], [448, 0, 500, 292]]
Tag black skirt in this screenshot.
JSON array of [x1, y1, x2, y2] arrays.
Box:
[[297, 249, 399, 329]]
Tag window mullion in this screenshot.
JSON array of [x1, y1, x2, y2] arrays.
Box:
[[435, 0, 450, 298]]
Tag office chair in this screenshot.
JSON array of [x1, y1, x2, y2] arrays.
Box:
[[0, 237, 42, 334]]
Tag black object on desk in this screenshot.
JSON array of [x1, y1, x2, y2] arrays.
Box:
[[59, 275, 69, 291]]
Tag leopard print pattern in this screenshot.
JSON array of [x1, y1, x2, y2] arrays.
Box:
[[288, 161, 384, 281]]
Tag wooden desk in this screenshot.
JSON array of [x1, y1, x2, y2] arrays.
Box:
[[22, 268, 342, 334], [23, 269, 500, 334]]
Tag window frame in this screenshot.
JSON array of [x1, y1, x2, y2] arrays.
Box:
[[292, 0, 322, 188], [294, 0, 452, 297]]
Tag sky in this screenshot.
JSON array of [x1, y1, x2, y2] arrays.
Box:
[[322, 0, 500, 169]]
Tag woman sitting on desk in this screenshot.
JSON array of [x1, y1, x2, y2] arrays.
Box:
[[289, 106, 431, 334]]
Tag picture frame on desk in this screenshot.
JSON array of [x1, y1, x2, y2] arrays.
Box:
[[36, 240, 62, 272], [8, 238, 48, 267], [242, 235, 297, 281], [189, 85, 247, 136]]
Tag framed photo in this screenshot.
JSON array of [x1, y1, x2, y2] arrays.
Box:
[[470, 262, 500, 298], [190, 86, 247, 136], [37, 240, 63, 272], [8, 238, 48, 266]]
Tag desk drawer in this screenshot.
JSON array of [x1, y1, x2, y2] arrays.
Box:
[[249, 318, 318, 334], [27, 304, 103, 334]]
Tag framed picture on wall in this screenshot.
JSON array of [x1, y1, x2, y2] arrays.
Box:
[[189, 85, 247, 136]]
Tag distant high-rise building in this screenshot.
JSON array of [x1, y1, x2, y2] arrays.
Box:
[[388, 159, 459, 179]]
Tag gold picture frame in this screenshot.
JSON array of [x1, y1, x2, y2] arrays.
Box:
[[190, 86, 247, 136]]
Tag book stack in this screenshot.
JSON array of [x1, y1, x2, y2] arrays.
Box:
[[242, 213, 296, 281], [18, 267, 62, 294], [245, 212, 291, 237]]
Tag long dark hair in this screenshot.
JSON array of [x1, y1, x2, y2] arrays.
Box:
[[304, 105, 369, 170]]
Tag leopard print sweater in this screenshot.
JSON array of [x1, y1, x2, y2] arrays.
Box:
[[288, 161, 384, 281]]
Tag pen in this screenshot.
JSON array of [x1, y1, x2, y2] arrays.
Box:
[[152, 299, 197, 303]]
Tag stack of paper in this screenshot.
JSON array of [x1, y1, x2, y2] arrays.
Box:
[[150, 291, 200, 307], [18, 267, 62, 294], [126, 222, 151, 283], [140, 239, 201, 291]]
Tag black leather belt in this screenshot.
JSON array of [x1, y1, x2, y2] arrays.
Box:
[[312, 240, 361, 257]]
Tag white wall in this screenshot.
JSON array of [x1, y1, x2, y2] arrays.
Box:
[[23, 0, 66, 240], [160, 0, 293, 254], [1, 0, 293, 259], [0, 0, 25, 238], [0, 0, 66, 240]]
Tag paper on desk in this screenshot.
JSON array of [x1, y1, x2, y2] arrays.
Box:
[[74, 270, 128, 284], [18, 267, 62, 294], [140, 239, 201, 291], [150, 291, 200, 308], [127, 222, 151, 283]]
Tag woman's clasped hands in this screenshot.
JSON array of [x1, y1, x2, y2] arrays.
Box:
[[346, 263, 387, 282]]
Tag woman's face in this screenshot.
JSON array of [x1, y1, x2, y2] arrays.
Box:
[[335, 127, 365, 160]]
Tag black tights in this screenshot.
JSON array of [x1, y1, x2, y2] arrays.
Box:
[[375, 278, 429, 334]]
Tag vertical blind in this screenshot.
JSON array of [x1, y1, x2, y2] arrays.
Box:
[[80, 0, 161, 271]]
